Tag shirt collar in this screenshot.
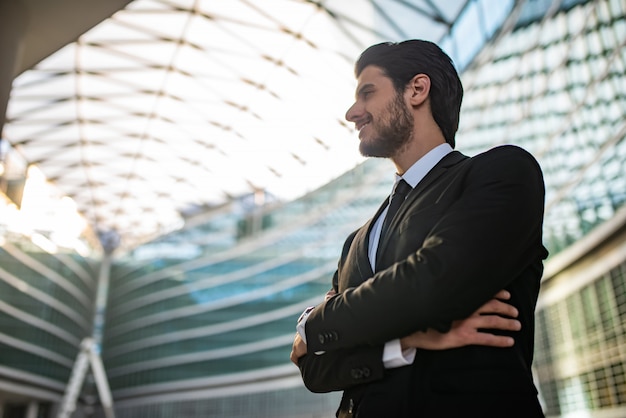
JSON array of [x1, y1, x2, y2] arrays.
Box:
[[395, 143, 453, 188]]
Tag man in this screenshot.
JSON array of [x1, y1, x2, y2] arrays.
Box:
[[290, 40, 548, 417]]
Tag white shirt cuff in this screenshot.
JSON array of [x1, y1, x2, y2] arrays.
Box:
[[297, 307, 326, 354], [383, 338, 416, 368], [296, 307, 314, 344]]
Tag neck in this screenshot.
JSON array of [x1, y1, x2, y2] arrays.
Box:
[[391, 127, 446, 175]]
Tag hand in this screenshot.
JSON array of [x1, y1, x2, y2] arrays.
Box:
[[290, 332, 308, 365], [400, 290, 520, 350]]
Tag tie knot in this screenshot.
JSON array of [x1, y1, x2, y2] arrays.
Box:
[[393, 179, 411, 198]]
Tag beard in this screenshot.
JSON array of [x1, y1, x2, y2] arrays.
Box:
[[359, 92, 414, 158]]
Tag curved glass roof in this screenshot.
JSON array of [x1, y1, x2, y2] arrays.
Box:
[[2, 0, 512, 250]]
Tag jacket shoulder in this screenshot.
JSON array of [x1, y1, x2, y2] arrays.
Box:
[[474, 144, 538, 161], [471, 145, 543, 173]]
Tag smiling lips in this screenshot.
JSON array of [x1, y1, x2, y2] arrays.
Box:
[[356, 118, 371, 132]]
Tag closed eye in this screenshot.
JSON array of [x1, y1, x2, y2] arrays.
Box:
[[356, 83, 375, 100]]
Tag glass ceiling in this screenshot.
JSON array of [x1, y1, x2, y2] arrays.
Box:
[[2, 0, 512, 250]]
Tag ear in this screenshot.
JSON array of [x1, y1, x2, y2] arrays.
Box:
[[407, 74, 430, 106]]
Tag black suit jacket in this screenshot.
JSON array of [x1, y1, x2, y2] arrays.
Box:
[[298, 145, 548, 417]]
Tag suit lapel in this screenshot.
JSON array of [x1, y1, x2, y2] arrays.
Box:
[[376, 151, 467, 260], [349, 198, 387, 281]]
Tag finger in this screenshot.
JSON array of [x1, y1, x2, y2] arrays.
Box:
[[290, 334, 302, 365], [470, 332, 515, 348], [290, 348, 301, 365], [494, 289, 510, 300], [478, 298, 518, 318], [292, 334, 308, 359], [472, 314, 521, 331]]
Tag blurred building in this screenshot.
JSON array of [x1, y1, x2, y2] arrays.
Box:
[[0, 0, 625, 417]]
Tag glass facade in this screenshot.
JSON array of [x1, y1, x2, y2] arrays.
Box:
[[104, 160, 391, 415], [535, 261, 626, 416], [0, 0, 625, 417], [458, 0, 626, 249], [0, 209, 98, 406]]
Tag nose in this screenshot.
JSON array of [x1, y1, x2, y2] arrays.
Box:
[[345, 101, 360, 122]]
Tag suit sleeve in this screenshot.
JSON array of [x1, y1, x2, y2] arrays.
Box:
[[296, 229, 388, 392], [305, 146, 547, 353], [297, 345, 385, 393]]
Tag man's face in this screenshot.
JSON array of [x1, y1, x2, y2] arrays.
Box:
[[345, 66, 414, 158]]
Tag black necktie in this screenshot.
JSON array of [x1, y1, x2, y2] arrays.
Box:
[[380, 179, 412, 241]]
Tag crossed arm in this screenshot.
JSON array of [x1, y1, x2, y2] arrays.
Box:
[[290, 289, 521, 365], [290, 147, 545, 392]]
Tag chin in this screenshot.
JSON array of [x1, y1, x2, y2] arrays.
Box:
[[359, 141, 389, 158]]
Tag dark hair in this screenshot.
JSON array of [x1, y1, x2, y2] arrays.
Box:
[[355, 40, 463, 148]]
